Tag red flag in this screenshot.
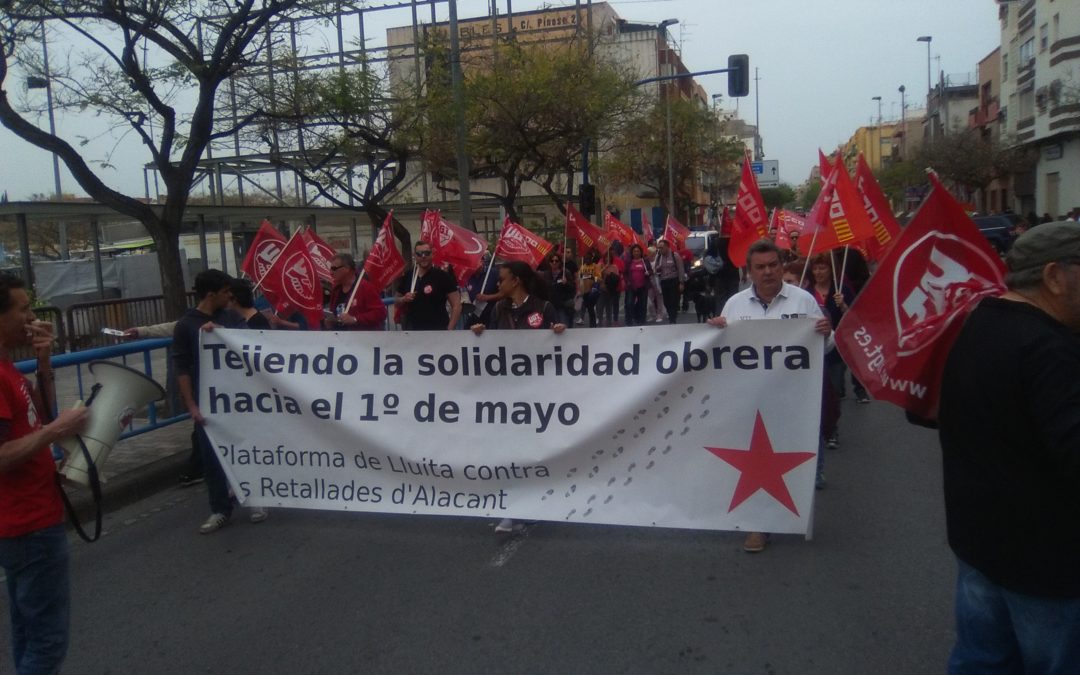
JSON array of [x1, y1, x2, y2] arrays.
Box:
[[855, 154, 902, 261], [420, 209, 440, 246], [719, 206, 732, 237], [364, 212, 407, 290], [566, 204, 612, 257], [240, 220, 287, 282], [802, 156, 878, 254], [663, 215, 690, 250], [604, 212, 636, 247], [834, 174, 1006, 419], [260, 230, 324, 330], [421, 211, 488, 286], [728, 151, 770, 264], [301, 228, 337, 283], [495, 217, 554, 268], [771, 208, 792, 250], [641, 210, 655, 244], [818, 149, 832, 184]]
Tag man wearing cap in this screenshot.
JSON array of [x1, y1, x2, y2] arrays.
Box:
[[938, 221, 1080, 671]]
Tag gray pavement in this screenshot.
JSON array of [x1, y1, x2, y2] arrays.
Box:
[[7, 386, 957, 674]]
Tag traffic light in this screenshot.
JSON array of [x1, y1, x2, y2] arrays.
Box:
[[727, 54, 749, 98], [579, 183, 596, 217]]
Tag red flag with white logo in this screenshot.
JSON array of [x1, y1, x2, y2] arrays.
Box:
[[566, 204, 612, 257], [604, 212, 636, 247], [854, 153, 902, 261], [663, 215, 690, 250], [728, 151, 770, 264], [802, 156, 878, 254], [241, 220, 286, 283], [771, 208, 792, 250], [420, 210, 488, 286], [495, 217, 554, 268], [364, 211, 407, 291], [260, 230, 324, 330], [301, 228, 337, 283], [835, 174, 1006, 419]]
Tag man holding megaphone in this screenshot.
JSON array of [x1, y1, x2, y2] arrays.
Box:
[[0, 273, 89, 675]]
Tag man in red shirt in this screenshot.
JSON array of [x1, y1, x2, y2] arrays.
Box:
[[0, 273, 88, 674], [324, 253, 387, 330]]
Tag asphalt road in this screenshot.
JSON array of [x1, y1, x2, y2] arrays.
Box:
[[3, 396, 955, 674]]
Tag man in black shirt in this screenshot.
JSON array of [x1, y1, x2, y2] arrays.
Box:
[[394, 241, 461, 331], [938, 221, 1080, 671], [172, 270, 243, 534]]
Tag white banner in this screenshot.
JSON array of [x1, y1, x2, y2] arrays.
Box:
[[200, 322, 824, 534]]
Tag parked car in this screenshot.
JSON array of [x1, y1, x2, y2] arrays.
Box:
[[972, 214, 1027, 253]]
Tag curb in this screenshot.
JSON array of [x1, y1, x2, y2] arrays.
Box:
[[62, 450, 190, 529]]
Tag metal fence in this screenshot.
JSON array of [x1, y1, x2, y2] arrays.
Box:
[[16, 337, 188, 441], [64, 293, 194, 352]]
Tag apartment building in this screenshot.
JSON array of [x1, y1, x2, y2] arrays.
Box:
[[1000, 0, 1080, 218], [385, 2, 740, 229]]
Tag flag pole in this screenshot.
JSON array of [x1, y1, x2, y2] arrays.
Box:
[[799, 227, 821, 286], [840, 246, 850, 290], [252, 226, 303, 293], [344, 268, 366, 314]]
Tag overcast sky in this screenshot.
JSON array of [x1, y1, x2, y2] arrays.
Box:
[[0, 0, 1001, 201]]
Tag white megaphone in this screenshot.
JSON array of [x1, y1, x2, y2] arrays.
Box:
[[59, 361, 166, 487]]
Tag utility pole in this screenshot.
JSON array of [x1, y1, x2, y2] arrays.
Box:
[[754, 67, 762, 160], [448, 0, 472, 229], [658, 19, 678, 216]]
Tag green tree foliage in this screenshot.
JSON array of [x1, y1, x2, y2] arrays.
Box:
[[600, 98, 743, 214], [761, 184, 796, 210], [242, 61, 416, 251], [799, 180, 822, 212], [919, 128, 1036, 199], [416, 33, 644, 219], [0, 1, 318, 315]]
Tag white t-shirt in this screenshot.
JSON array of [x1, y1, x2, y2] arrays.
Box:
[[721, 282, 834, 351]]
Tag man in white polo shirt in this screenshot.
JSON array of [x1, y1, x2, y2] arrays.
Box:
[[708, 239, 832, 553]]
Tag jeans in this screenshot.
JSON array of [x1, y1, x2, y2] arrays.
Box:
[[949, 558, 1080, 674], [197, 424, 233, 517], [597, 289, 620, 326], [827, 360, 867, 399], [659, 277, 680, 324], [629, 287, 648, 326], [0, 524, 70, 675]]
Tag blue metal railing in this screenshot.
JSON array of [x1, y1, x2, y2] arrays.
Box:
[[16, 338, 188, 441]]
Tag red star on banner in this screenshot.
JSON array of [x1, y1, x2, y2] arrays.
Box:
[[705, 411, 816, 516]]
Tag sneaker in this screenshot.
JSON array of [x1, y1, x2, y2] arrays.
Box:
[[199, 512, 229, 534], [249, 507, 268, 524], [743, 532, 768, 553], [494, 518, 515, 534], [856, 395, 871, 404], [179, 473, 204, 487], [826, 436, 839, 449]]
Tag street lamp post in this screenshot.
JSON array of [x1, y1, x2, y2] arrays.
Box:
[[658, 18, 678, 216], [916, 36, 932, 102], [872, 95, 882, 169], [26, 21, 67, 259], [917, 35, 933, 144], [899, 85, 907, 160]]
